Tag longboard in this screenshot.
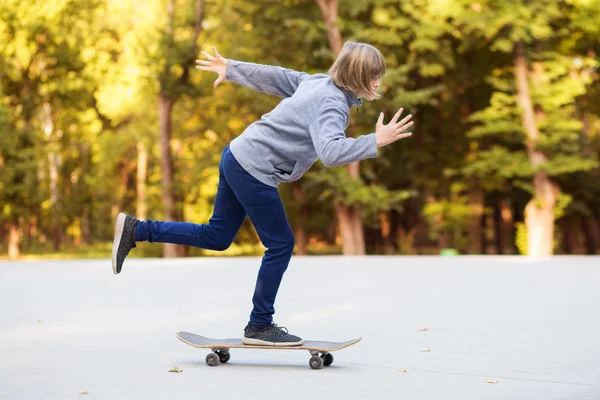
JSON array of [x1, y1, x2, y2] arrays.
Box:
[[176, 331, 362, 370]]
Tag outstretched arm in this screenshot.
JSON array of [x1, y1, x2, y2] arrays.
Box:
[[308, 106, 414, 167], [225, 60, 309, 98], [308, 106, 379, 167], [196, 47, 309, 98]]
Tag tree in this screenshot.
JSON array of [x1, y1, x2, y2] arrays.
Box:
[[459, 0, 598, 255], [313, 0, 367, 254], [0, 0, 102, 255]]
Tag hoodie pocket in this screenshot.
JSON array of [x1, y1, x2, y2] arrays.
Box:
[[274, 160, 298, 178]]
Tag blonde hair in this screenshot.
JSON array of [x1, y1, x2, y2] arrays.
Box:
[[328, 41, 386, 100]]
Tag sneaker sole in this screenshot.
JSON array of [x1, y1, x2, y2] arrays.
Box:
[[112, 213, 126, 275], [241, 337, 304, 346]]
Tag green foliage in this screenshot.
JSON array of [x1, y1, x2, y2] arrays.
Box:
[[305, 164, 416, 227], [422, 182, 479, 251], [515, 222, 528, 255], [514, 192, 572, 255]]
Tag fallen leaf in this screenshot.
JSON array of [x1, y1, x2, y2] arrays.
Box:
[[419, 328, 429, 331], [485, 379, 499, 384], [79, 391, 89, 395], [420, 348, 431, 352], [396, 369, 410, 373], [169, 366, 183, 373]]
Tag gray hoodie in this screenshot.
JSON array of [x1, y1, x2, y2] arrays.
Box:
[[226, 60, 378, 188]]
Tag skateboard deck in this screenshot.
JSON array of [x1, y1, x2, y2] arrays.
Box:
[[176, 331, 361, 369]]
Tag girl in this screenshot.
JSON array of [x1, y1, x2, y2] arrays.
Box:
[[112, 41, 414, 346]]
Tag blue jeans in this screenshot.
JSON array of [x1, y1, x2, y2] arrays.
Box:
[[135, 145, 295, 328]]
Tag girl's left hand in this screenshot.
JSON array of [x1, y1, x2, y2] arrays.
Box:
[[195, 46, 228, 88], [374, 108, 414, 147]]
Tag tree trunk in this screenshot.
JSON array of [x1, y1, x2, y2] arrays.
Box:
[[400, 195, 421, 253], [514, 41, 558, 257], [158, 95, 185, 257], [579, 111, 598, 254], [43, 103, 61, 252], [48, 149, 61, 251], [486, 212, 498, 253], [26, 217, 33, 249], [496, 199, 514, 254], [349, 205, 366, 254], [335, 201, 355, 254], [481, 207, 489, 254], [294, 223, 308, 256], [431, 178, 449, 251], [467, 185, 484, 254], [155, 0, 204, 258], [315, 0, 366, 254], [8, 218, 20, 260], [136, 141, 148, 221], [493, 202, 503, 254], [462, 51, 483, 255], [314, 0, 343, 54], [523, 179, 558, 257], [581, 216, 599, 255], [558, 218, 576, 254], [346, 162, 366, 254], [111, 160, 132, 227], [291, 183, 308, 255], [81, 204, 92, 245], [379, 211, 393, 254]]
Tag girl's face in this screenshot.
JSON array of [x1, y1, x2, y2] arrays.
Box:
[[362, 77, 381, 101]]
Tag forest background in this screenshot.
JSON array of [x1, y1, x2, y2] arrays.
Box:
[[1, 0, 599, 260]]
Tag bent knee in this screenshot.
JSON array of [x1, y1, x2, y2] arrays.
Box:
[[286, 235, 295, 251], [274, 234, 295, 254], [204, 235, 233, 251], [212, 242, 231, 252]]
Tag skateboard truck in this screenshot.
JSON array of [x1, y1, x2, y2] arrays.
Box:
[[309, 351, 334, 370], [204, 348, 334, 369]]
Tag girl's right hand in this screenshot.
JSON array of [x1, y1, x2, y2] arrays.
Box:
[[375, 108, 414, 147], [195, 46, 229, 88]]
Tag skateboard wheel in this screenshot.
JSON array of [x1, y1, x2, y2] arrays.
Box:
[[206, 353, 221, 367], [322, 353, 334, 366], [309, 355, 323, 370], [215, 350, 230, 363]]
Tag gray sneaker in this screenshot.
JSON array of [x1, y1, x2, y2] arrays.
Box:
[[112, 213, 139, 275], [242, 323, 304, 346]]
